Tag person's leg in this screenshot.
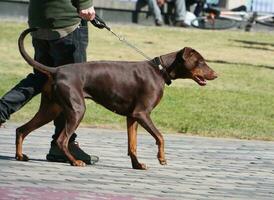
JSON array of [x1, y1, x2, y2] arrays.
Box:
[[193, 0, 205, 17], [174, 0, 186, 21], [0, 40, 52, 125], [0, 74, 47, 123], [146, 0, 164, 25], [173, 0, 189, 27], [133, 0, 147, 23], [136, 0, 147, 11], [46, 21, 98, 164]]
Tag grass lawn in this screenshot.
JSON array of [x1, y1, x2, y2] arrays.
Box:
[[0, 22, 273, 140]]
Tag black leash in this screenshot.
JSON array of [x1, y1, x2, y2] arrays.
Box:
[[91, 15, 172, 85]]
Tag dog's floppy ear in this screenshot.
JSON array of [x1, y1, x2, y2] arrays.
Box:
[[181, 47, 194, 61]]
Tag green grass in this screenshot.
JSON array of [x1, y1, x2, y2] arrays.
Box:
[[0, 22, 274, 140]]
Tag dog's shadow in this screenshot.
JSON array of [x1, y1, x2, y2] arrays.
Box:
[[0, 155, 14, 161], [0, 154, 47, 162], [0, 154, 131, 169]]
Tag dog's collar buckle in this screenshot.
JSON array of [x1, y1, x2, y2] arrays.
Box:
[[152, 57, 172, 85], [158, 64, 163, 70]]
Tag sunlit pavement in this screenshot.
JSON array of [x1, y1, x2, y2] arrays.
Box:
[[0, 123, 274, 200]]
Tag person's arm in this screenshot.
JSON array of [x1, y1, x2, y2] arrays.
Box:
[[72, 0, 96, 21]]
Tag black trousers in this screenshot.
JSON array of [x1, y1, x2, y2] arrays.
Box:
[[0, 23, 88, 142]]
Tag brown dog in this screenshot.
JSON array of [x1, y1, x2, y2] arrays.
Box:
[[15, 28, 217, 169]]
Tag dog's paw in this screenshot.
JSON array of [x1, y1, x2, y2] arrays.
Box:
[[15, 154, 29, 161], [72, 160, 86, 167], [132, 163, 148, 170], [159, 159, 167, 165]]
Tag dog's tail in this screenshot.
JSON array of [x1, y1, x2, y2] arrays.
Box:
[[18, 28, 56, 76]]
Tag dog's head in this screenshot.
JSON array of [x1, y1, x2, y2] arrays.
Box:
[[173, 47, 217, 86]]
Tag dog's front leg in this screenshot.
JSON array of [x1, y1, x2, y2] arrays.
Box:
[[134, 112, 167, 165], [127, 117, 147, 170]]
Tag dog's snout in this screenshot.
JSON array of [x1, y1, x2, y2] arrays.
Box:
[[212, 71, 218, 79], [205, 70, 218, 80]]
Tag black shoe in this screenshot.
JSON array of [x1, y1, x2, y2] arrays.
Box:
[[46, 141, 99, 165], [174, 20, 190, 28], [155, 19, 163, 26]]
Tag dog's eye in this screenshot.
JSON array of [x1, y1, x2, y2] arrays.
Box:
[[196, 61, 203, 66]]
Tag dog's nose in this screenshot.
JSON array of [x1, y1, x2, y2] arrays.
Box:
[[212, 71, 218, 79]]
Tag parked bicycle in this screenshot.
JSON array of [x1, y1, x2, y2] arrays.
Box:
[[190, 0, 274, 30]]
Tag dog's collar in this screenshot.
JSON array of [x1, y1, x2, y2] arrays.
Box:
[[152, 57, 172, 85]]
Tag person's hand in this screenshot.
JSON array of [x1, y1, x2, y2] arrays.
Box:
[[79, 6, 96, 21], [157, 0, 165, 7]]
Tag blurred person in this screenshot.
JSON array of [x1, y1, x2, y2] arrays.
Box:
[[186, 0, 205, 16], [135, 0, 164, 26], [136, 0, 189, 27], [166, 0, 189, 27], [0, 0, 99, 165]]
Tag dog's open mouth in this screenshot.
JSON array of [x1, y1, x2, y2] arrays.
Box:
[[193, 75, 207, 86]]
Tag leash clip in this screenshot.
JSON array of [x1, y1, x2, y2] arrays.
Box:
[[158, 64, 164, 70]]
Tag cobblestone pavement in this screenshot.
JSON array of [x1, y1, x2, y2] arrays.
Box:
[[0, 123, 274, 200]]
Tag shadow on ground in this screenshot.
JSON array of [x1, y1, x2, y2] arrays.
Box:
[[0, 155, 47, 162], [230, 39, 274, 52]]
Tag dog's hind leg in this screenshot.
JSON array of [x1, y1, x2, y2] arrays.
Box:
[[133, 112, 167, 166], [16, 94, 62, 161], [127, 116, 147, 170], [54, 91, 86, 167], [56, 107, 86, 167]]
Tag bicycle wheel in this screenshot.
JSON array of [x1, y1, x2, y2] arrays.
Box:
[[191, 16, 237, 30], [256, 17, 274, 28]]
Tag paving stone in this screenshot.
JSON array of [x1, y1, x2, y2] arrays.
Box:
[[1, 123, 274, 199]]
